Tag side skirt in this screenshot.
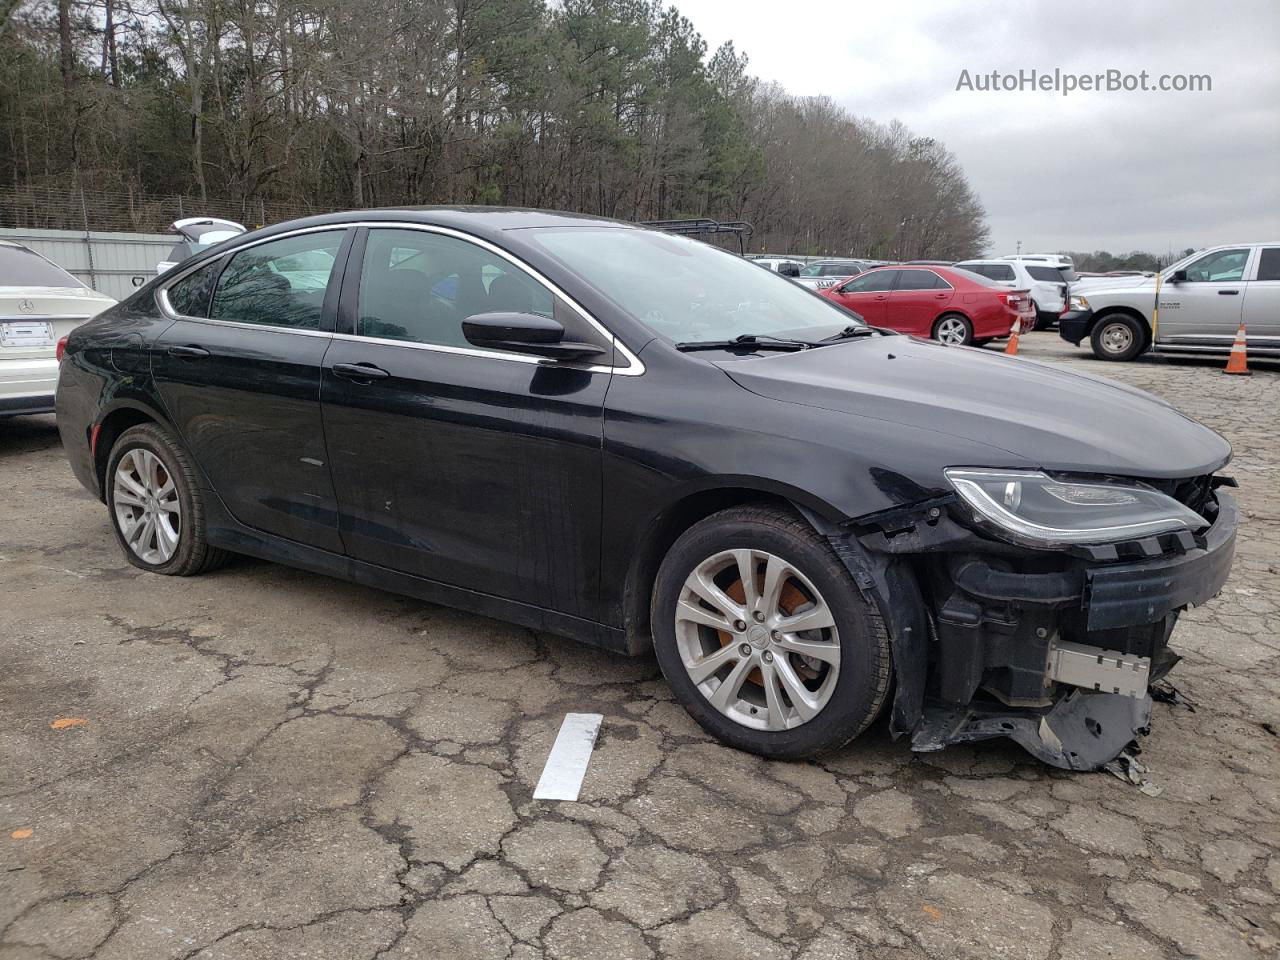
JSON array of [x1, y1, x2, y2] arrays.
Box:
[[204, 512, 630, 656]]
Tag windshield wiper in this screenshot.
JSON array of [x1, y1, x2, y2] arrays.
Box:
[[675, 334, 815, 352], [820, 325, 879, 342]]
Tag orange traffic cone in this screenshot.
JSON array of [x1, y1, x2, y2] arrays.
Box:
[[1223, 321, 1251, 375], [1005, 317, 1022, 356]]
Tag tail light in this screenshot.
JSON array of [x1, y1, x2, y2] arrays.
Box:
[[56, 335, 69, 362]]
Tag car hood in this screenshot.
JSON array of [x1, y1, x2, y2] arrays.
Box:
[[1073, 275, 1155, 293], [718, 336, 1231, 480]]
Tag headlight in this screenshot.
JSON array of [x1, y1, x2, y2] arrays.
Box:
[[944, 468, 1208, 546], [1069, 294, 1090, 310]]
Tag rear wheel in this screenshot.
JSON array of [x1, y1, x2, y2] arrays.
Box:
[[1090, 313, 1146, 361], [932, 313, 973, 346], [106, 424, 229, 576], [651, 505, 891, 759]]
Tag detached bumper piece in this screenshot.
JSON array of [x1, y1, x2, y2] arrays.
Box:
[[1057, 309, 1093, 345], [837, 490, 1237, 772]]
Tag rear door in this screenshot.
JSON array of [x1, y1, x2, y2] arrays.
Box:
[[1158, 247, 1250, 345], [885, 269, 954, 336], [151, 228, 353, 551], [827, 269, 898, 324], [1243, 246, 1280, 343]]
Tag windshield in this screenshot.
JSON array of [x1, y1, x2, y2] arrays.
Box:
[[0, 244, 85, 288], [525, 228, 860, 342]]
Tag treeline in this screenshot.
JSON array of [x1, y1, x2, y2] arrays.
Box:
[[1, 0, 990, 258], [1064, 249, 1196, 273]]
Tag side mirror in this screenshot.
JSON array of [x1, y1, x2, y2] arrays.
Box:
[[1168, 269, 1187, 283], [462, 312, 607, 361]]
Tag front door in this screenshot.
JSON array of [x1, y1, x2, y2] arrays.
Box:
[[319, 226, 617, 620], [827, 269, 898, 325], [1158, 247, 1250, 345], [151, 228, 351, 551]]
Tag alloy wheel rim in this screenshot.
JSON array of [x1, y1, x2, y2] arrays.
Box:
[[674, 549, 840, 731], [113, 448, 181, 564], [1101, 323, 1133, 354], [937, 318, 966, 344]]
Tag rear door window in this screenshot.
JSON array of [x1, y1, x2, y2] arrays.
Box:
[[209, 231, 344, 330], [896, 269, 949, 290], [1255, 248, 1280, 281]]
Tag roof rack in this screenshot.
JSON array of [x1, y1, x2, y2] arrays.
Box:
[[640, 218, 754, 255]]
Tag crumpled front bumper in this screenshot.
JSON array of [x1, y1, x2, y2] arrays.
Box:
[[824, 490, 1238, 771]]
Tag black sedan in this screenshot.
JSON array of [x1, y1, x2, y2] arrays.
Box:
[[55, 208, 1238, 768]]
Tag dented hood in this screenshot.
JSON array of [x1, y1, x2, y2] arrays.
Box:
[[718, 336, 1231, 480]]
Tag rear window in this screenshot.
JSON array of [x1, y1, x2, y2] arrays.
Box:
[[0, 244, 84, 288], [1026, 265, 1068, 282], [950, 268, 1006, 288]]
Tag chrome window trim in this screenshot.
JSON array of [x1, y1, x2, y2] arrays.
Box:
[[155, 220, 644, 376]]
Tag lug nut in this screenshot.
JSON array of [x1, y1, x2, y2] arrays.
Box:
[[753, 610, 766, 622], [734, 619, 747, 631], [739, 643, 752, 656], [770, 630, 781, 641], [762, 651, 774, 663]]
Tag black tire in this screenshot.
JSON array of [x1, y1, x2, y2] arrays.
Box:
[[651, 504, 892, 759], [932, 313, 973, 346], [1033, 307, 1056, 331], [1089, 313, 1146, 361], [105, 423, 230, 576]]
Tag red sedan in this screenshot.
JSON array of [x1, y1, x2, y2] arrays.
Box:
[[821, 265, 1033, 346]]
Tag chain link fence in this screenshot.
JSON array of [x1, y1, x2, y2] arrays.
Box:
[[0, 185, 318, 233]]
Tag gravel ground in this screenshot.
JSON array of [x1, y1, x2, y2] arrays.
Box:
[[1, 334, 1277, 960]]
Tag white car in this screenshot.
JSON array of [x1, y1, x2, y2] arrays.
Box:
[[156, 217, 247, 274], [1, 241, 115, 417], [751, 257, 804, 277], [954, 258, 1073, 329]]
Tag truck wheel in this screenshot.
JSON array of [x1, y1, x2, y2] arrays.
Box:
[[1090, 314, 1146, 361], [650, 504, 892, 759]]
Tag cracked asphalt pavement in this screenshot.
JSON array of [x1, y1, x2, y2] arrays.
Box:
[[2, 336, 1278, 959]]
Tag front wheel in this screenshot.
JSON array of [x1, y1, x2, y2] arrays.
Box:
[[1090, 314, 1146, 361], [106, 423, 230, 576], [932, 313, 973, 346], [651, 505, 892, 759]]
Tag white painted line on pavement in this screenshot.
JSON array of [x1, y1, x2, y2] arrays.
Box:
[[533, 712, 604, 802]]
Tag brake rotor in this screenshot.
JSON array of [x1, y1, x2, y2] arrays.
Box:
[[716, 574, 810, 687]]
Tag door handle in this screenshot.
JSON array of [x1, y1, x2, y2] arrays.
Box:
[[167, 344, 209, 358], [1217, 289, 1240, 295], [874, 295, 889, 300], [934, 293, 948, 299], [332, 362, 390, 382]]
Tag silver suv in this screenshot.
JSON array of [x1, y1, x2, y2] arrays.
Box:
[[1061, 243, 1280, 361]]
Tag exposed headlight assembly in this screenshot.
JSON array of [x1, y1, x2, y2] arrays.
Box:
[[944, 468, 1208, 546], [1068, 294, 1090, 310]]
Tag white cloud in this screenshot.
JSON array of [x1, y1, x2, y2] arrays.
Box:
[[671, 0, 1280, 256]]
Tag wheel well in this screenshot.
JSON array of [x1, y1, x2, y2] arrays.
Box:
[[932, 311, 970, 333], [94, 407, 157, 493], [622, 488, 805, 654], [1091, 306, 1151, 345]]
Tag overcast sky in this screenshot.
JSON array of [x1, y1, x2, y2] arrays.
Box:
[[669, 0, 1280, 257]]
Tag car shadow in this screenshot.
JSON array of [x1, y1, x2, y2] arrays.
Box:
[[0, 414, 62, 459]]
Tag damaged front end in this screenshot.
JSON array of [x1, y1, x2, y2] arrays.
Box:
[[815, 472, 1239, 771]]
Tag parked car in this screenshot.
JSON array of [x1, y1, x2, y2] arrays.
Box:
[[752, 257, 803, 277], [57, 209, 1237, 769], [822, 264, 1032, 345], [1, 240, 114, 417], [1061, 242, 1280, 361], [999, 253, 1076, 270], [795, 259, 871, 291], [954, 259, 1070, 329], [156, 218, 247, 274]]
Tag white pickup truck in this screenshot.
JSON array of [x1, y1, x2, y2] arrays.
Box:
[[1060, 242, 1280, 361]]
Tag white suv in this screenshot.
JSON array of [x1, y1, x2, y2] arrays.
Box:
[[954, 258, 1073, 329]]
